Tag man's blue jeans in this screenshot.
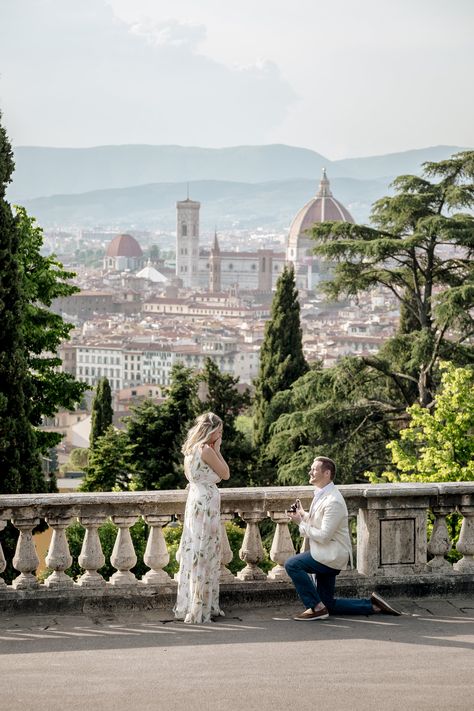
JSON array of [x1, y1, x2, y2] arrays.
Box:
[[284, 551, 373, 615]]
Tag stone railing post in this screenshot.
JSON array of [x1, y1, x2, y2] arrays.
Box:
[[219, 513, 237, 582], [454, 503, 474, 574], [267, 511, 295, 581], [109, 515, 138, 586], [0, 520, 7, 588], [77, 516, 107, 588], [427, 506, 453, 573], [357, 486, 436, 576], [11, 516, 40, 590], [237, 511, 266, 581], [142, 515, 174, 586], [44, 515, 74, 589]]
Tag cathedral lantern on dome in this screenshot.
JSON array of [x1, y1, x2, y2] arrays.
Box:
[[286, 169, 355, 290]]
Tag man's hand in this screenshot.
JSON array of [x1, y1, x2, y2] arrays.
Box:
[[287, 500, 305, 524]]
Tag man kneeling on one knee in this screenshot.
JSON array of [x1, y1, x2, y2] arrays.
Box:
[[285, 456, 402, 621]]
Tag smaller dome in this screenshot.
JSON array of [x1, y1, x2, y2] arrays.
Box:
[[106, 234, 143, 258]]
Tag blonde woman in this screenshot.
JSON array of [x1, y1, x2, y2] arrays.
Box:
[[174, 412, 230, 624]]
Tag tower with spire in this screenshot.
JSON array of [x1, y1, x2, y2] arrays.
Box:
[[209, 230, 222, 293], [176, 192, 200, 288]]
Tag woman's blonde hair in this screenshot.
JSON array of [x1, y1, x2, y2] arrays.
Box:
[[181, 412, 223, 456]]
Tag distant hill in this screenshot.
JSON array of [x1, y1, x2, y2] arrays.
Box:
[[331, 145, 470, 179], [9, 144, 329, 201], [22, 176, 390, 230], [9, 143, 469, 202]]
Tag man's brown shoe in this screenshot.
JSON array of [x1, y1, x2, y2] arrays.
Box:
[[294, 606, 329, 621], [371, 592, 401, 616]]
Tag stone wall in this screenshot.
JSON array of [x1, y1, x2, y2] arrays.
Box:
[[1, 483, 473, 614]]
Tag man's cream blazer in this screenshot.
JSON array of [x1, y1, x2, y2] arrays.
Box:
[[299, 486, 353, 571]]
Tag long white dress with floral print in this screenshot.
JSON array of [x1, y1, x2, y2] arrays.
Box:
[[174, 447, 223, 624]]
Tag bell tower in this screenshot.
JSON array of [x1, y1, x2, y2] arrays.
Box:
[[209, 230, 222, 293], [176, 190, 200, 288]]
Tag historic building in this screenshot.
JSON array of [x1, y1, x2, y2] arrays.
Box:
[[103, 233, 144, 272], [175, 192, 284, 292], [175, 196, 201, 288], [286, 169, 355, 289]]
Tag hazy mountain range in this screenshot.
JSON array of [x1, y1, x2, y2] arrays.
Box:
[[9, 143, 470, 229]]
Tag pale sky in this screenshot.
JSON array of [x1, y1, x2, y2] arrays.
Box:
[[1, 0, 473, 158]]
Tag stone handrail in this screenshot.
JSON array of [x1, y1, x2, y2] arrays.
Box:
[[1, 483, 474, 597]]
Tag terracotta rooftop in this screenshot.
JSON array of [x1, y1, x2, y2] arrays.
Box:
[[105, 234, 143, 258]]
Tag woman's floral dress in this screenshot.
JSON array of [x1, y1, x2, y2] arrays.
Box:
[[173, 447, 223, 624]]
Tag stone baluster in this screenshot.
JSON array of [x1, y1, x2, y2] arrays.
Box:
[[142, 515, 174, 586], [219, 513, 236, 582], [267, 511, 295, 581], [237, 511, 266, 581], [0, 520, 7, 588], [11, 516, 40, 590], [109, 515, 138, 586], [77, 516, 106, 588], [427, 506, 453, 572], [454, 504, 474, 573], [44, 515, 74, 588]]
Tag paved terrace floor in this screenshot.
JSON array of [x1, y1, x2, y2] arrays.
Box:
[[1, 596, 473, 711]]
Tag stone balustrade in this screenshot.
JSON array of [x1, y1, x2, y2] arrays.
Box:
[[0, 483, 473, 611]]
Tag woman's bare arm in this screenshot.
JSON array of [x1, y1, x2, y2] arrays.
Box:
[[201, 443, 230, 480]]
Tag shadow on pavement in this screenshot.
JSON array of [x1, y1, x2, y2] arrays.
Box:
[[1, 598, 473, 656]]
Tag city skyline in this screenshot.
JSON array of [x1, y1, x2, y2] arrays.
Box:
[[1, 0, 473, 158]]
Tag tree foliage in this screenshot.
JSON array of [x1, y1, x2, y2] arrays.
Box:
[[375, 362, 474, 482], [253, 265, 308, 449], [90, 377, 113, 449], [84, 363, 200, 491], [310, 151, 474, 408], [81, 426, 129, 492], [15, 207, 88, 452], [80, 359, 258, 491], [266, 359, 398, 484], [199, 357, 253, 486], [266, 152, 474, 484], [0, 113, 44, 493]]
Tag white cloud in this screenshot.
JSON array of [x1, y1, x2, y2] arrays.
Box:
[[0, 0, 297, 148], [129, 19, 207, 50]]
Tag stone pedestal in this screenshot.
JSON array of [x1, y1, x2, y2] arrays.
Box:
[[427, 506, 454, 573], [77, 516, 107, 588], [268, 511, 295, 581], [109, 515, 138, 587], [357, 487, 436, 576], [44, 515, 74, 589], [237, 511, 266, 581], [454, 504, 474, 573], [12, 517, 40, 590], [142, 515, 174, 586]]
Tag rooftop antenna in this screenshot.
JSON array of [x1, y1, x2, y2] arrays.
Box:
[[186, 182, 189, 200]]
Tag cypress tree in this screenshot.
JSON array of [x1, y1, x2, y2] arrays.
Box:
[[253, 264, 308, 449], [0, 113, 44, 494], [89, 377, 113, 449], [200, 357, 253, 486]]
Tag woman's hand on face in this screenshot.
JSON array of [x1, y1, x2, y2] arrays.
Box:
[[213, 436, 222, 452]]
